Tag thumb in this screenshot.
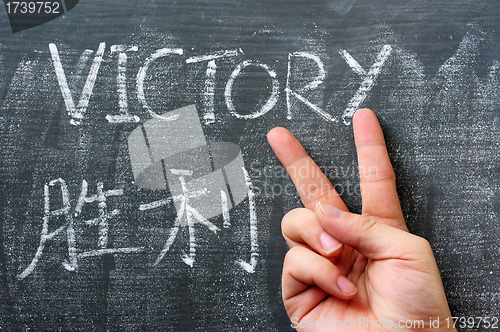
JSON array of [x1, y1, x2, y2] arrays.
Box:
[[315, 202, 424, 260]]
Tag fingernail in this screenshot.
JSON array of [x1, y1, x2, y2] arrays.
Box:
[[320, 232, 342, 254], [317, 201, 347, 220], [337, 275, 357, 296]]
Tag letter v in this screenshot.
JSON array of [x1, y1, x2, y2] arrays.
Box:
[[49, 42, 106, 125]]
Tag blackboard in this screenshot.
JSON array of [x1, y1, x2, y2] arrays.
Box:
[[1, 0, 500, 331]]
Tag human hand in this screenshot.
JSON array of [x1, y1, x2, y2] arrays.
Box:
[[267, 109, 456, 331]]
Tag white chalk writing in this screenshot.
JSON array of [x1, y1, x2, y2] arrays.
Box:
[[136, 47, 184, 121], [225, 60, 280, 120], [286, 52, 335, 122], [47, 42, 393, 126], [50, 42, 106, 125], [106, 45, 140, 123], [340, 45, 393, 125], [17, 179, 143, 280]]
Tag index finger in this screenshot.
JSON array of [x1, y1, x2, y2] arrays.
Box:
[[267, 127, 347, 211]]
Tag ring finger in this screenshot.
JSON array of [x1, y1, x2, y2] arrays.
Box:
[[282, 208, 343, 257]]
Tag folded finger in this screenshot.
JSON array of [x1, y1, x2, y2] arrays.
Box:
[[282, 246, 358, 304], [282, 208, 343, 257]]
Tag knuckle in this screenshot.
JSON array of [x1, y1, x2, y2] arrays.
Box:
[[357, 215, 378, 233], [359, 166, 395, 183], [300, 182, 333, 206], [350, 216, 378, 247], [281, 209, 299, 236], [301, 217, 320, 239], [282, 208, 306, 227], [281, 208, 316, 237], [313, 256, 334, 276], [415, 236, 433, 252], [283, 246, 305, 266]]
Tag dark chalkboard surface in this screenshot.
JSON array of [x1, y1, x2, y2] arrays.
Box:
[[1, 0, 500, 330]]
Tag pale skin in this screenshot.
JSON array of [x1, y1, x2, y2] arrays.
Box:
[[267, 109, 456, 332]]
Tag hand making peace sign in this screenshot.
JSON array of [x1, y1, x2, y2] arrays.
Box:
[[267, 109, 456, 332]]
